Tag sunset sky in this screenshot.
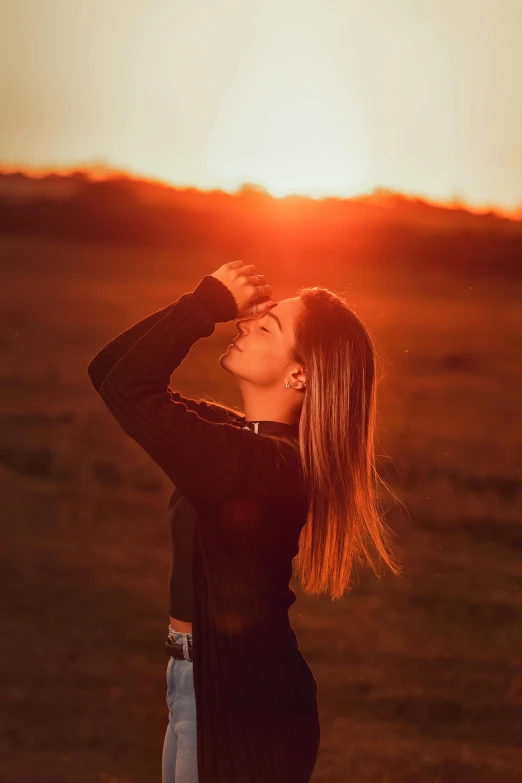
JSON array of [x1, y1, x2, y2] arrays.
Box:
[[1, 0, 521, 211]]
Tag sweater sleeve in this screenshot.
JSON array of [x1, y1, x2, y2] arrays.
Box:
[[87, 294, 192, 392], [87, 290, 244, 427], [89, 274, 301, 516]]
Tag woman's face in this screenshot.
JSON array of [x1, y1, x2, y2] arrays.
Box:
[[219, 297, 303, 386]]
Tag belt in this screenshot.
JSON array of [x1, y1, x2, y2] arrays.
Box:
[[165, 637, 193, 662]]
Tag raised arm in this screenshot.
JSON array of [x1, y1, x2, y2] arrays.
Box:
[[87, 294, 191, 391], [87, 291, 244, 426], [88, 270, 301, 517]]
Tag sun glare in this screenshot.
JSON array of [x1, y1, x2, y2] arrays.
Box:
[[202, 10, 371, 199]]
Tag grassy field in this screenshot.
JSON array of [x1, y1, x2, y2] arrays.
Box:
[[1, 235, 521, 782]]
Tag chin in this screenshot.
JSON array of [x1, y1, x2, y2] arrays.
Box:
[[218, 352, 233, 368]]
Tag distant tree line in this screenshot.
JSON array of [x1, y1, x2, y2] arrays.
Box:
[[0, 172, 520, 279]]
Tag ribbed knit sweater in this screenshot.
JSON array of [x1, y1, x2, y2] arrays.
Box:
[[87, 274, 320, 783], [168, 417, 300, 623]]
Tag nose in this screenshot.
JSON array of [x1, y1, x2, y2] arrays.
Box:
[[236, 319, 250, 335]]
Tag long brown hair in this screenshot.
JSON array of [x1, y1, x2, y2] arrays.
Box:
[[207, 284, 402, 600], [286, 285, 403, 601]]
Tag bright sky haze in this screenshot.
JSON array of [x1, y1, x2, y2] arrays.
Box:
[[1, 0, 521, 211]]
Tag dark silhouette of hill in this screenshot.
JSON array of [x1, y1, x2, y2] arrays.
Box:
[[0, 169, 520, 279]]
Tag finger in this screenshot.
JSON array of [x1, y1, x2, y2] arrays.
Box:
[[253, 299, 277, 316], [227, 259, 245, 268], [253, 283, 272, 299], [238, 299, 276, 319], [244, 273, 267, 285], [236, 263, 258, 277]]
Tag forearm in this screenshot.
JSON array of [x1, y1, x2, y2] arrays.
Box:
[[87, 292, 193, 391], [96, 275, 236, 400], [91, 275, 241, 509]]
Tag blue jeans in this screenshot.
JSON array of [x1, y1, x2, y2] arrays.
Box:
[[162, 630, 198, 783]]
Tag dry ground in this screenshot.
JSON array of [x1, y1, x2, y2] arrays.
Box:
[[1, 236, 521, 782]]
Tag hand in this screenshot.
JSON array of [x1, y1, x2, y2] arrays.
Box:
[[210, 260, 276, 319]]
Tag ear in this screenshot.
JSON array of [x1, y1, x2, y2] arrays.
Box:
[[292, 367, 307, 388]]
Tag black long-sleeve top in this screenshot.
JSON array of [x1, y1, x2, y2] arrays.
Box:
[[87, 274, 319, 783], [168, 418, 300, 622]]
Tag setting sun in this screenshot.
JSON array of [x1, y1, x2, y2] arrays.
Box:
[[202, 6, 371, 198], [0, 0, 521, 210]]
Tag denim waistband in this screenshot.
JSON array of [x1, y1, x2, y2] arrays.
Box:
[[166, 624, 193, 661]]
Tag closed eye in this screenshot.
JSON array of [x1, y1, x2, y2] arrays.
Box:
[[260, 327, 270, 332]]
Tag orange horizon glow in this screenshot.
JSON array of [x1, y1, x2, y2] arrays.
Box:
[[0, 1, 521, 215], [1, 163, 520, 222]]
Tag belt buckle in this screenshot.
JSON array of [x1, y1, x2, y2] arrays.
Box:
[[165, 639, 182, 655], [166, 636, 193, 661]]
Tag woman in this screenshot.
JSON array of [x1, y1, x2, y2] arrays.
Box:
[[87, 260, 401, 782]]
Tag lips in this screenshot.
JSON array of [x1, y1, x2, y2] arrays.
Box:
[[230, 342, 243, 351]]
